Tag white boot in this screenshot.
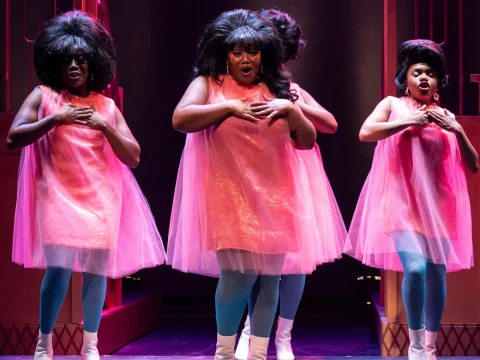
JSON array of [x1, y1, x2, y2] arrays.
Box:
[[235, 316, 251, 360], [81, 331, 100, 360], [34, 331, 53, 360], [408, 327, 426, 360], [247, 335, 269, 360], [425, 330, 438, 360], [275, 317, 295, 360], [215, 333, 236, 360]]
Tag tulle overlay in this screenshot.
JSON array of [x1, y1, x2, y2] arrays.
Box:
[[12, 86, 166, 278], [167, 76, 346, 276], [344, 96, 472, 272]]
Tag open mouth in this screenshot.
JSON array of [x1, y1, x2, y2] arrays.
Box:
[[418, 82, 430, 90], [240, 67, 253, 76]]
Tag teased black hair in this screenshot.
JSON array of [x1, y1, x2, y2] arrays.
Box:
[[193, 9, 295, 101], [34, 10, 116, 91], [259, 9, 306, 63], [395, 39, 448, 93]]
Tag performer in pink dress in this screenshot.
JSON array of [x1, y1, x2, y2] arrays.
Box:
[[235, 9, 346, 360], [167, 9, 337, 360], [7, 11, 166, 360], [344, 39, 478, 360]]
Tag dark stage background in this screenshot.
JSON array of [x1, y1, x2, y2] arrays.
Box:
[[1, 0, 480, 301], [106, 0, 480, 299], [107, 0, 384, 299]]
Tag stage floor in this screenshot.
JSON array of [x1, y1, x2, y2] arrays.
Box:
[[110, 297, 380, 358], [0, 297, 382, 358]]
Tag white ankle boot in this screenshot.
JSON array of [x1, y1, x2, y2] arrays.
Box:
[[215, 333, 237, 360], [247, 335, 269, 360], [425, 330, 438, 360], [81, 331, 100, 360], [34, 331, 53, 360], [275, 317, 295, 360], [235, 316, 251, 360], [408, 327, 426, 360]]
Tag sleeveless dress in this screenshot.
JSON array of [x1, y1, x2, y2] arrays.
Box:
[[344, 96, 472, 272], [12, 86, 166, 277], [168, 76, 344, 276]]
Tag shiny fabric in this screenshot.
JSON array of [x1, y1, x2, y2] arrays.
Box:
[[344, 96, 472, 272], [12, 86, 166, 277], [168, 76, 344, 276]]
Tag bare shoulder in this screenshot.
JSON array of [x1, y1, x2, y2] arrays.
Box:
[[191, 76, 209, 87], [26, 87, 43, 107], [380, 96, 395, 108], [177, 76, 210, 107], [363, 96, 394, 124]]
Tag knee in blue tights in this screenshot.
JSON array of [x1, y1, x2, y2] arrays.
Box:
[[39, 267, 73, 334], [216, 270, 257, 336], [424, 263, 446, 332], [398, 252, 427, 330], [248, 275, 281, 337], [82, 272, 107, 333], [279, 274, 305, 320]]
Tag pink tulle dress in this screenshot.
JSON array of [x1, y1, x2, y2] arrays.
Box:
[[281, 83, 347, 272], [344, 96, 472, 272], [12, 86, 166, 278], [168, 76, 345, 276]]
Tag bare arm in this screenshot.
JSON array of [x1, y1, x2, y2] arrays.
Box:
[[7, 89, 47, 149], [102, 107, 141, 168], [359, 97, 430, 142], [250, 95, 316, 150], [287, 103, 317, 150], [172, 76, 258, 133], [298, 88, 338, 134], [455, 128, 479, 173], [7, 88, 93, 149]]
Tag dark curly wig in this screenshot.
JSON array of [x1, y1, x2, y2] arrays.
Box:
[[395, 39, 449, 93], [193, 9, 296, 101], [259, 9, 306, 63], [34, 11, 116, 92]]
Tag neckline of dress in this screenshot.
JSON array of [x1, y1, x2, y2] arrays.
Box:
[[223, 75, 265, 90]]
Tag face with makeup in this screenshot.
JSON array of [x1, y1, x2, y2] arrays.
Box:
[[60, 52, 89, 96], [227, 44, 262, 86], [405, 63, 439, 104]]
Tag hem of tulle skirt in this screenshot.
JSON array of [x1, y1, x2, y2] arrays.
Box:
[[167, 254, 344, 278], [209, 246, 294, 254], [342, 252, 473, 273], [168, 265, 338, 277], [314, 255, 344, 266], [12, 259, 166, 279], [41, 242, 116, 250]]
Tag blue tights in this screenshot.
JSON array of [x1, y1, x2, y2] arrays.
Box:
[[278, 274, 306, 320], [216, 270, 281, 337], [398, 252, 447, 331], [39, 267, 107, 334], [248, 274, 306, 321]]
